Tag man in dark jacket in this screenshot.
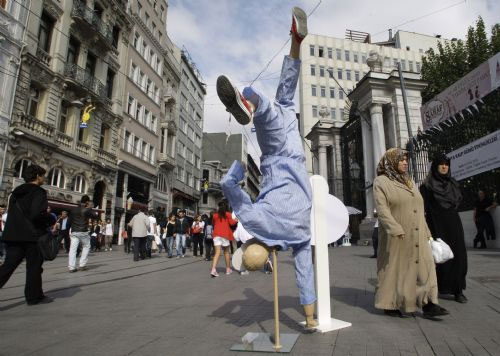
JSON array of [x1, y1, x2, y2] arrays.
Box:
[[68, 195, 97, 272], [0, 164, 53, 305], [174, 209, 190, 258]]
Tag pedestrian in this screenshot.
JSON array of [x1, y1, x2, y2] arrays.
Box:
[[146, 210, 157, 258], [128, 208, 149, 262], [122, 228, 130, 254], [68, 195, 97, 272], [0, 164, 53, 305], [191, 215, 205, 257], [104, 218, 113, 251], [204, 213, 214, 261], [174, 209, 190, 258], [217, 6, 318, 330], [373, 148, 448, 319], [370, 212, 379, 258], [89, 220, 100, 252], [473, 190, 497, 248], [420, 153, 468, 303], [232, 211, 253, 275], [210, 201, 238, 277], [164, 213, 176, 258], [0, 205, 6, 265], [58, 211, 71, 253]]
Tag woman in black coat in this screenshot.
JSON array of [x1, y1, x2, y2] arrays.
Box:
[[0, 164, 53, 305], [420, 153, 468, 303]]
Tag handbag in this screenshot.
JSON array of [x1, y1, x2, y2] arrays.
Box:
[[15, 201, 61, 261], [191, 223, 202, 234], [430, 238, 454, 264]]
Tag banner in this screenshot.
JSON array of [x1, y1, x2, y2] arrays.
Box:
[[447, 130, 500, 181], [421, 52, 500, 130]]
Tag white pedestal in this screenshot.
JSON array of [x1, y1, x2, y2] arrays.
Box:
[[300, 318, 351, 333]]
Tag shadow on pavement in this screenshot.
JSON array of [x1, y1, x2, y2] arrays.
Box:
[[208, 288, 305, 333], [330, 286, 379, 315]]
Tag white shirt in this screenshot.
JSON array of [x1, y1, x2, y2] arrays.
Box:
[[232, 212, 253, 243], [61, 217, 68, 230], [374, 219, 379, 228], [105, 223, 113, 235], [191, 220, 205, 232], [148, 216, 157, 234]]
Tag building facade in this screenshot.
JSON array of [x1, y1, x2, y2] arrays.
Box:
[[300, 30, 446, 196], [172, 48, 205, 217], [202, 132, 248, 169], [116, 0, 169, 231], [198, 160, 223, 216], [0, 0, 29, 194], [3, 0, 130, 225]]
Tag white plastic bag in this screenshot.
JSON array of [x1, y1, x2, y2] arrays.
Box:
[[430, 238, 454, 264], [154, 235, 162, 246]]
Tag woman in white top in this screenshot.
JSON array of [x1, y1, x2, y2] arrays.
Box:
[[104, 218, 113, 251], [191, 215, 205, 257]]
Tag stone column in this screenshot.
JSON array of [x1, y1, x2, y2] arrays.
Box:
[[361, 115, 374, 219], [318, 145, 328, 181], [118, 172, 128, 245], [370, 103, 386, 168]]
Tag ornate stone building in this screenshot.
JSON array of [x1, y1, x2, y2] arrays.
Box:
[[3, 0, 131, 223]]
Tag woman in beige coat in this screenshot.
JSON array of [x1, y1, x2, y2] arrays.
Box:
[[373, 148, 449, 319]]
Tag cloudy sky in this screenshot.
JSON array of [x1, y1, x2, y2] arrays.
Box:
[[166, 0, 499, 161]]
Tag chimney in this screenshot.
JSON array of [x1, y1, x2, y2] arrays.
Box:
[[388, 29, 393, 41]]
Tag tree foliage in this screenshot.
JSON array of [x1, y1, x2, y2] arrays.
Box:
[[421, 17, 499, 102]]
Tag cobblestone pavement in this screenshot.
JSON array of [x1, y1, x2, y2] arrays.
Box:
[[1, 245, 500, 356]]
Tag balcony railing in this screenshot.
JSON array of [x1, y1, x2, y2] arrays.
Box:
[[56, 131, 74, 148], [71, 0, 113, 47], [76, 141, 91, 155], [96, 148, 117, 165], [16, 114, 55, 139], [158, 153, 176, 169], [36, 47, 51, 66], [64, 63, 108, 100]]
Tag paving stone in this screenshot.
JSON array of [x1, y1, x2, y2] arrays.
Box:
[[1, 246, 499, 355]]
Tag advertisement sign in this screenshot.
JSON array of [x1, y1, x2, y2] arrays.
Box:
[[447, 130, 500, 181], [421, 52, 500, 130]]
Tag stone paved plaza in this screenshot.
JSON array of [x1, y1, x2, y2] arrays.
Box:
[[1, 245, 500, 356]]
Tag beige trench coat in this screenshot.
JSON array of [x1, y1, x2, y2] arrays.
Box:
[[373, 175, 438, 312]]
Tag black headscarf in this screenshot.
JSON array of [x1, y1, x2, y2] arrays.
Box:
[[423, 153, 462, 209]]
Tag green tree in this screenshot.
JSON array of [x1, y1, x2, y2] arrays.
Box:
[[421, 16, 499, 102]]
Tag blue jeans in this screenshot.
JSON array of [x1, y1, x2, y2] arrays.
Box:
[[146, 235, 154, 257], [165, 236, 175, 257], [175, 234, 186, 256]]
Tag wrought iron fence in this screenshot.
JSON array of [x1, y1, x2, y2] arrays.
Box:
[[72, 0, 113, 45], [407, 90, 500, 211], [341, 115, 366, 217], [64, 63, 108, 100]]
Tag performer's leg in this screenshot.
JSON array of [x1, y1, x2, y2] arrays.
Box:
[[292, 242, 316, 305]]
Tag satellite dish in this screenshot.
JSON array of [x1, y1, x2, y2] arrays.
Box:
[[309, 177, 349, 246]]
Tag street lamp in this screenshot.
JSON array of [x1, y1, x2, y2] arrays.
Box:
[[349, 162, 361, 179]]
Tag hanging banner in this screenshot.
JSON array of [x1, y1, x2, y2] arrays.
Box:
[[421, 52, 500, 130], [447, 129, 500, 181]]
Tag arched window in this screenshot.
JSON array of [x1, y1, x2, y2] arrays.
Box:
[[72, 175, 86, 193], [14, 159, 32, 179], [48, 168, 65, 188]]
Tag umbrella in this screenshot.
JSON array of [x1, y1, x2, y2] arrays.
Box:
[[345, 206, 362, 215]]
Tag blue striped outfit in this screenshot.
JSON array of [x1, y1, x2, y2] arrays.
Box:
[[220, 56, 316, 305]]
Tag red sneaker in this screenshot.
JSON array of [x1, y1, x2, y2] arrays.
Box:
[[216, 75, 253, 125], [291, 7, 308, 44]]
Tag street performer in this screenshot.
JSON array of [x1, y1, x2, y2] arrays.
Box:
[[217, 7, 317, 330]]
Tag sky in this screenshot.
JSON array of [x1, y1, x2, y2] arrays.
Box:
[[166, 0, 500, 162]]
